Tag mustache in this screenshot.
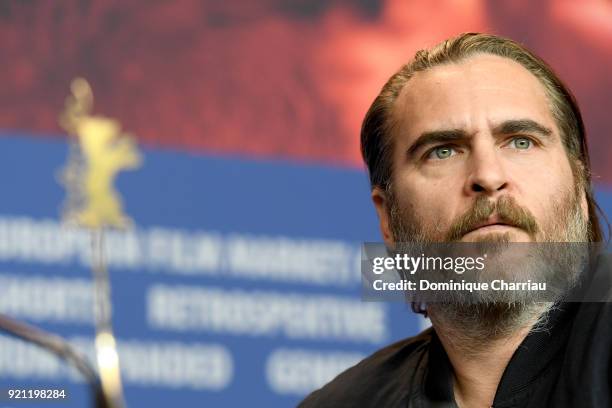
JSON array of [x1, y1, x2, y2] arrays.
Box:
[[446, 195, 539, 241]]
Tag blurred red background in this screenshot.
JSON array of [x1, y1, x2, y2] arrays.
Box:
[[0, 0, 610, 184]]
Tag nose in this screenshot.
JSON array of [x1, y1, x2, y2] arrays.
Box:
[[464, 144, 509, 197]]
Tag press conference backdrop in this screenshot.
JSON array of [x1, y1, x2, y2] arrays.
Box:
[[0, 1, 611, 407]]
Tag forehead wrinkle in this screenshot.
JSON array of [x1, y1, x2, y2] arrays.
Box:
[[390, 56, 562, 146]]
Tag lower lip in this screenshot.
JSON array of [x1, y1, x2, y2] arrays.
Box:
[[466, 224, 516, 235]]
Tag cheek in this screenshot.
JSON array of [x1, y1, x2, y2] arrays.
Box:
[[394, 175, 461, 225], [515, 158, 576, 220]]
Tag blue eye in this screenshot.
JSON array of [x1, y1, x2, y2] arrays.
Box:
[[511, 137, 532, 149], [429, 146, 456, 160]]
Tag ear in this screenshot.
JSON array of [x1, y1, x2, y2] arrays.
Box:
[[372, 186, 395, 245], [575, 160, 589, 220], [580, 189, 589, 221]]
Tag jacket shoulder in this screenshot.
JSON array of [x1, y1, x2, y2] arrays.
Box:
[[298, 328, 433, 408]]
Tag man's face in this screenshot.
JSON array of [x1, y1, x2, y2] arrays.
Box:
[[374, 54, 587, 244]]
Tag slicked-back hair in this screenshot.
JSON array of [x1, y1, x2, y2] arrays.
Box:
[[361, 32, 608, 243]]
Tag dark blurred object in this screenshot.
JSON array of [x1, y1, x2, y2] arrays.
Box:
[[0, 313, 110, 408]]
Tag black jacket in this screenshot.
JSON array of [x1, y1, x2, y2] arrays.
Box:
[[299, 254, 612, 407]]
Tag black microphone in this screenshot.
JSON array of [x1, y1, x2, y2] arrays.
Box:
[[0, 313, 111, 408]]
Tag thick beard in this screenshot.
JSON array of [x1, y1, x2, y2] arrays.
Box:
[[386, 182, 589, 344]]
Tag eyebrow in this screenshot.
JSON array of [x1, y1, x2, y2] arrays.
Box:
[[493, 119, 553, 138], [406, 119, 554, 159], [406, 129, 467, 158]]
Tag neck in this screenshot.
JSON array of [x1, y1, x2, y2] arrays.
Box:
[[428, 303, 550, 408]]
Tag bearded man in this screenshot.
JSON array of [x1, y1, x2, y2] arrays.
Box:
[[299, 33, 611, 408]]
